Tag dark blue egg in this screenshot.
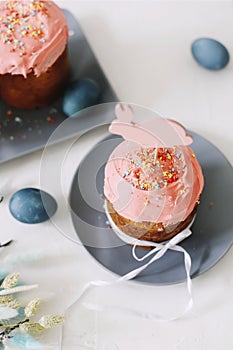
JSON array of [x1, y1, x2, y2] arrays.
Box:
[[9, 188, 57, 224], [191, 38, 230, 70], [62, 78, 101, 116]]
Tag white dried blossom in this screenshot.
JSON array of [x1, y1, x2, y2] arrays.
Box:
[[19, 322, 46, 335], [1, 273, 20, 289], [0, 298, 20, 310], [0, 296, 14, 304], [24, 298, 40, 317], [38, 315, 65, 329]]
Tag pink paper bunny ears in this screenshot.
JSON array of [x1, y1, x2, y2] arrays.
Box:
[[109, 104, 193, 148]]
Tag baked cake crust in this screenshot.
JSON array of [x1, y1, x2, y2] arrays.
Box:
[[0, 47, 70, 109], [106, 199, 197, 243]]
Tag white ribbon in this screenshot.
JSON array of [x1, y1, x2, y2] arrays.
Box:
[[104, 206, 194, 319], [60, 209, 194, 348]]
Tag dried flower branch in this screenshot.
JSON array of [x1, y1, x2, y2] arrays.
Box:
[[0, 273, 64, 349]]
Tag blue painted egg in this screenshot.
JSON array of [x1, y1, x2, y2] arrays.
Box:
[[62, 78, 101, 116], [191, 38, 230, 70], [9, 188, 57, 224]]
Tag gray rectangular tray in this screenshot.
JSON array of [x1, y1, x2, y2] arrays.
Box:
[[0, 9, 117, 164]]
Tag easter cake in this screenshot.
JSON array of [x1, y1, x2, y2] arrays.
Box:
[[104, 105, 204, 244], [0, 0, 70, 109]]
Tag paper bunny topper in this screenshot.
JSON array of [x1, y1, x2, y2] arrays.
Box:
[[109, 103, 193, 147]]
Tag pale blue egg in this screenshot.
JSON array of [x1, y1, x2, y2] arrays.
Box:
[[63, 78, 101, 116], [191, 38, 230, 70], [9, 188, 57, 224]]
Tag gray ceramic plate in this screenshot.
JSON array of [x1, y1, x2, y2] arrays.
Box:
[[70, 132, 233, 285], [0, 9, 117, 164]]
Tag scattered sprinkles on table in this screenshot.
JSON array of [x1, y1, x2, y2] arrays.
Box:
[[0, 0, 49, 57], [0, 106, 59, 142]]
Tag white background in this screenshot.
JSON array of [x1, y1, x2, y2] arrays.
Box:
[[1, 1, 233, 349]]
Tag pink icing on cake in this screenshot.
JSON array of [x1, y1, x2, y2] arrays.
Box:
[[104, 104, 204, 225], [0, 0, 68, 77]]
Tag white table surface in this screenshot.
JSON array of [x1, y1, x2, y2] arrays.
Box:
[[1, 1, 233, 349]]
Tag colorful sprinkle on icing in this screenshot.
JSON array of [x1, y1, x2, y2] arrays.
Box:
[[0, 0, 49, 57], [121, 147, 186, 191]]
